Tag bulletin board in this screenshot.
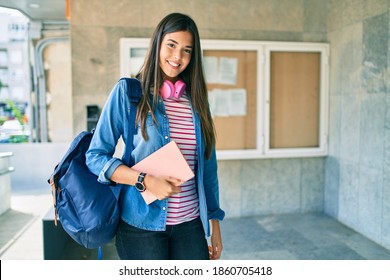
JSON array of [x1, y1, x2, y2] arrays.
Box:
[[120, 38, 330, 159], [203, 50, 257, 150], [270, 52, 320, 148]]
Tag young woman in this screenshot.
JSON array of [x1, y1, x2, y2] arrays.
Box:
[[86, 13, 224, 260]]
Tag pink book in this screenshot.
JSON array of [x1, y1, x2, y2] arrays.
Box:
[[131, 141, 195, 204]]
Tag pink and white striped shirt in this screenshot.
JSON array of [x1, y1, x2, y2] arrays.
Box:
[[163, 93, 200, 225]]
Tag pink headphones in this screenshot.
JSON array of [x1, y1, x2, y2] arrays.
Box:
[[159, 79, 186, 99]]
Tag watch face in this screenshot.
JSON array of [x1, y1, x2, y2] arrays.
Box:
[[135, 182, 146, 192]]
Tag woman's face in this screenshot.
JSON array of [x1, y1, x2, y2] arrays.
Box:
[[159, 31, 193, 82]]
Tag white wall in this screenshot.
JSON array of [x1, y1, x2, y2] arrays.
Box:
[[0, 143, 69, 193]]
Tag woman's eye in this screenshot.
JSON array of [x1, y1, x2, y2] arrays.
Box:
[[184, 49, 192, 54], [167, 43, 175, 48]]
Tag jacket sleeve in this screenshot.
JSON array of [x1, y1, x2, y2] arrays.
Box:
[[86, 80, 129, 184], [203, 146, 225, 221]]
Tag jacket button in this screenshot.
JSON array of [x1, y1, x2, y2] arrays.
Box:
[[164, 136, 168, 139], [162, 207, 166, 210]]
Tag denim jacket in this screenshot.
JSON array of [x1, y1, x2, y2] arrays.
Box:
[[86, 79, 225, 237]]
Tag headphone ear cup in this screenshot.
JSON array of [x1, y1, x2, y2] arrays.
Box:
[[160, 80, 175, 99], [174, 79, 186, 98]]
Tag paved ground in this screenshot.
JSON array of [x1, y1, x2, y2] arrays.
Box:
[[1, 193, 390, 260]]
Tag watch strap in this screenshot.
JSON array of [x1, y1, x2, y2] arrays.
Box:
[[137, 172, 146, 183]]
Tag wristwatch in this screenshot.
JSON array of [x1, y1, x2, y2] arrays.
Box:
[[135, 172, 147, 192]]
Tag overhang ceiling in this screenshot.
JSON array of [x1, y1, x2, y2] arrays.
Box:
[[0, 0, 66, 21]]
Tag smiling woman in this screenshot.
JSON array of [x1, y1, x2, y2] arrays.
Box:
[[86, 13, 225, 260]]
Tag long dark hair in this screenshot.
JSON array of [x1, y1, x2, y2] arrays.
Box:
[[136, 13, 215, 158]]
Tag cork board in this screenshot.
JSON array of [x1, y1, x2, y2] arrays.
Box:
[[204, 50, 257, 150], [270, 52, 320, 148]]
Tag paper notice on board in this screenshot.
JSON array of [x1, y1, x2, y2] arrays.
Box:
[[204, 56, 238, 85], [208, 89, 216, 117], [228, 89, 247, 116], [208, 88, 247, 117], [203, 56, 219, 84], [208, 89, 229, 116], [214, 89, 230, 116], [218, 57, 238, 85]]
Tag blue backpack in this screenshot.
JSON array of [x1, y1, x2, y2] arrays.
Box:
[[48, 78, 141, 254]]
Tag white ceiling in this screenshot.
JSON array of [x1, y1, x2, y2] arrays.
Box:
[[0, 0, 66, 21]]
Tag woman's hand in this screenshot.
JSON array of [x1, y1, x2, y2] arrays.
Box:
[[144, 174, 182, 200], [110, 165, 183, 200], [209, 220, 223, 260]]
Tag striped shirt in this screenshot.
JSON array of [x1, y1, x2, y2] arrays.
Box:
[[163, 92, 200, 225]]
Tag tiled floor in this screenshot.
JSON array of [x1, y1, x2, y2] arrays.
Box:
[[0, 193, 52, 259], [1, 193, 390, 260], [221, 214, 390, 260]]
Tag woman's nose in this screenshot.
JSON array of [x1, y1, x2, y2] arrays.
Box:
[[173, 50, 181, 59]]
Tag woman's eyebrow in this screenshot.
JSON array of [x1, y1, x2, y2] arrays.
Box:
[[167, 38, 193, 49]]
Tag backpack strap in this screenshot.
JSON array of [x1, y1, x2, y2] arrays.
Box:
[[120, 77, 142, 167]]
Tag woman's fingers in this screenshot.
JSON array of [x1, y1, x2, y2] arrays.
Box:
[[146, 175, 183, 199], [165, 176, 184, 186]]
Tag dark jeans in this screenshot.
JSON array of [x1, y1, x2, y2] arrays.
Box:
[[115, 218, 209, 260]]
